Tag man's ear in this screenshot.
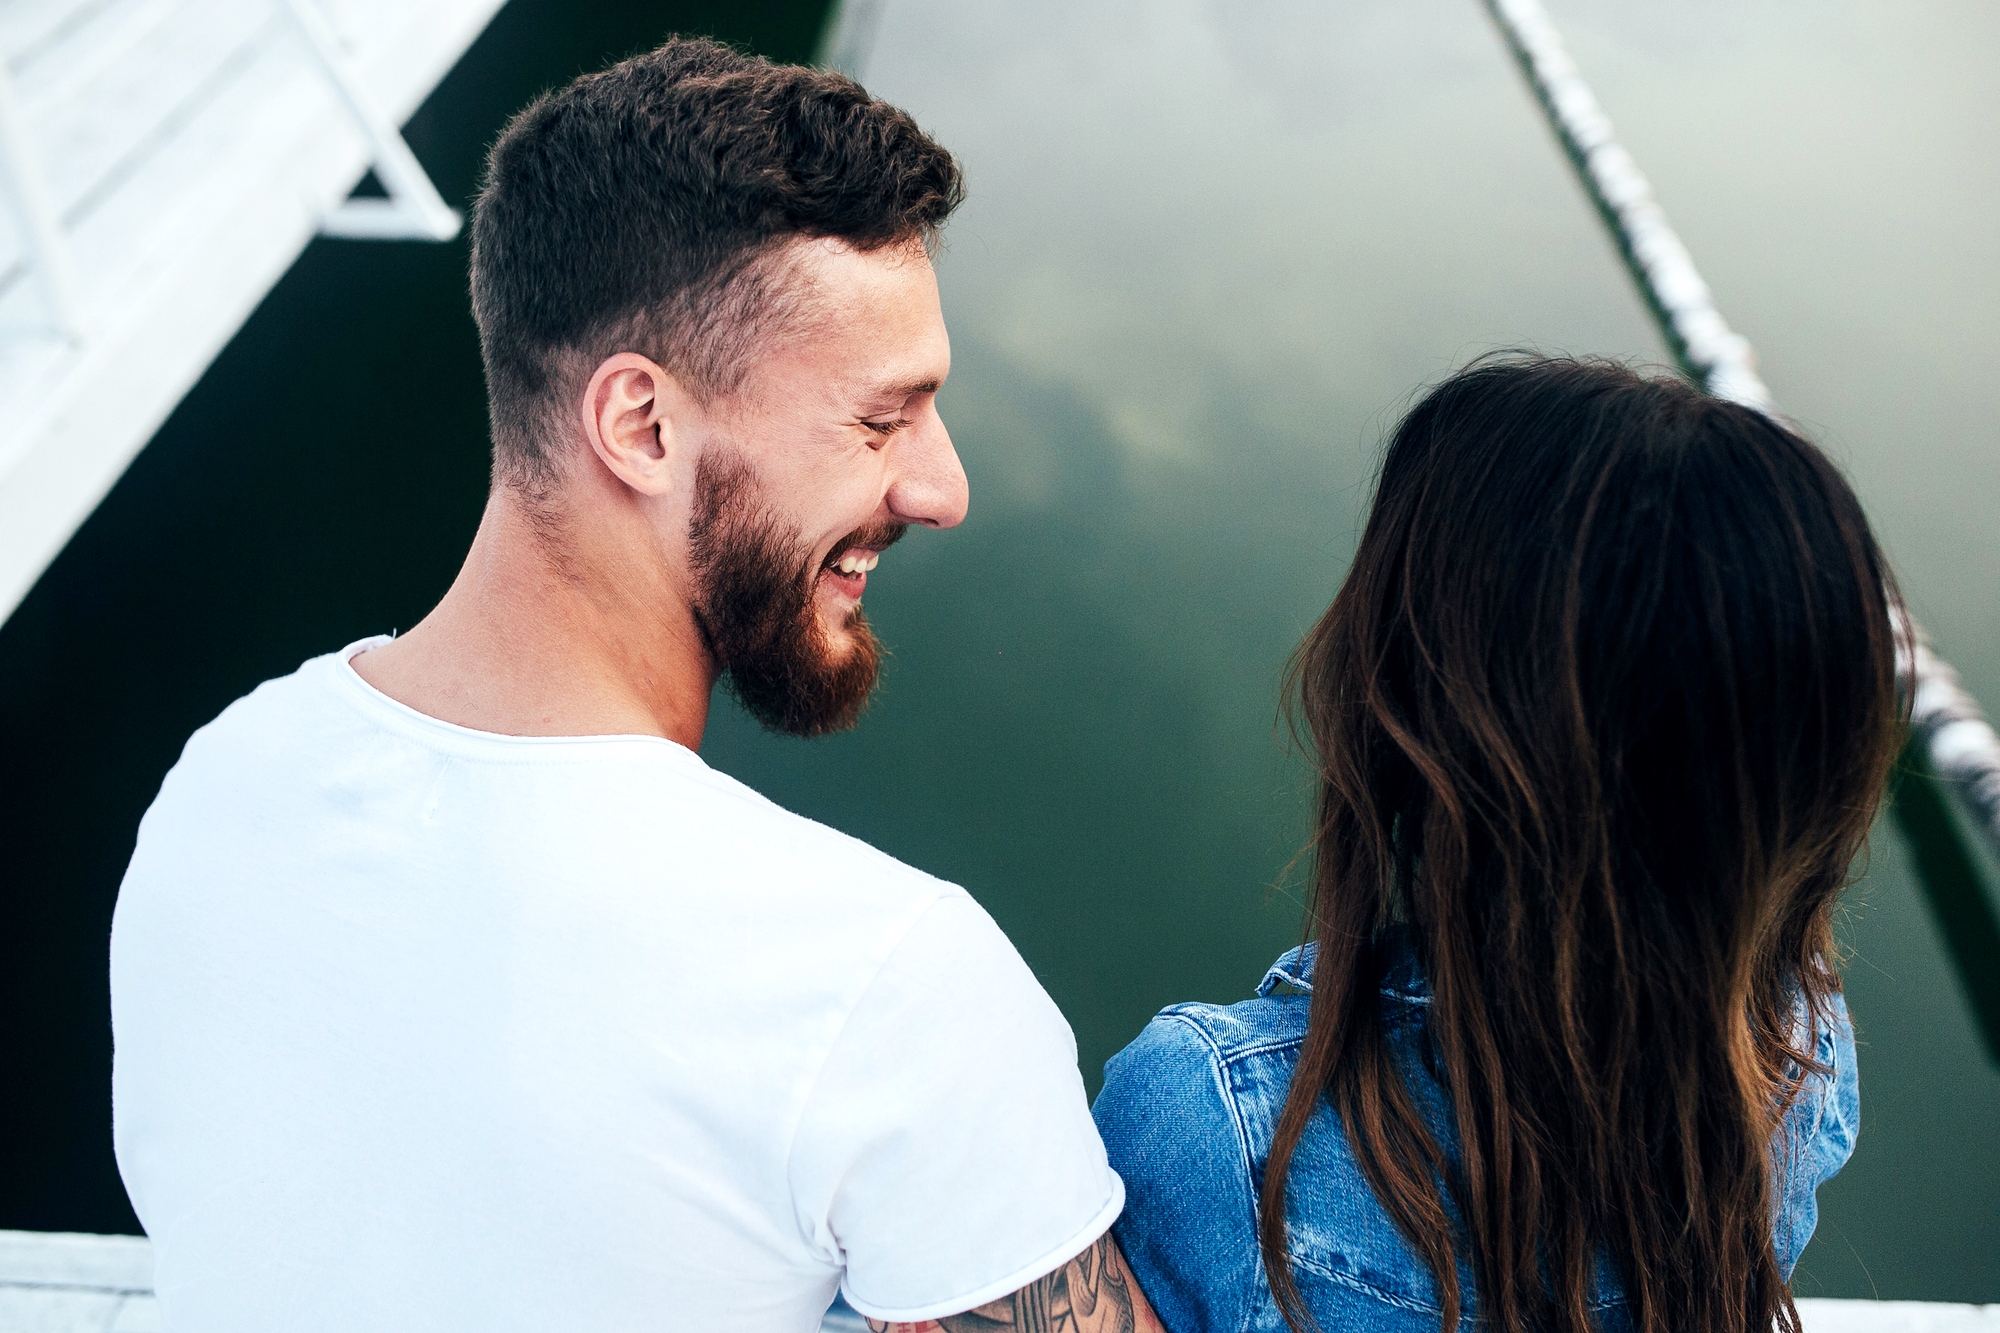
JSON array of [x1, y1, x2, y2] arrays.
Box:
[[579, 353, 689, 497]]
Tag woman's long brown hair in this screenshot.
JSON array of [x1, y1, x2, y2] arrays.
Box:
[[1261, 359, 1905, 1333]]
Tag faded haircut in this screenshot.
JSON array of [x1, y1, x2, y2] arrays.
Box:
[[468, 37, 963, 488]]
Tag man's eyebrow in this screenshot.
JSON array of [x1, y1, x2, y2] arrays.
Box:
[[861, 377, 941, 403]]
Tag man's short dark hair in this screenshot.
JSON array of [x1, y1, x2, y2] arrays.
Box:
[[469, 37, 963, 487]]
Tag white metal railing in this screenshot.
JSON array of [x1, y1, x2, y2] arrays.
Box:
[[280, 0, 459, 241], [0, 57, 83, 338], [0, 0, 456, 343], [1483, 0, 2000, 874]]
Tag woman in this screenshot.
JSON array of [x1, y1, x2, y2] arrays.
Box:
[[1094, 357, 1897, 1333]]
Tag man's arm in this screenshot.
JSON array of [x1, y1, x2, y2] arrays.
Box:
[[866, 1229, 1165, 1333]]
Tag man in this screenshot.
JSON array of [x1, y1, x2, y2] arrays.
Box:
[[111, 39, 1162, 1333]]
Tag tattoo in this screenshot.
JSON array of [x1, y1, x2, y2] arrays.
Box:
[[868, 1230, 1144, 1333]]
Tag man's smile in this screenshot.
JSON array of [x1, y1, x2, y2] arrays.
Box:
[[822, 547, 882, 600], [817, 524, 905, 608]]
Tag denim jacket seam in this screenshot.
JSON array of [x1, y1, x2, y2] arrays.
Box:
[[1776, 1014, 1837, 1175], [1283, 1251, 1448, 1317], [1153, 1005, 1309, 1070], [1214, 1035, 1309, 1070], [1151, 1010, 1264, 1333], [1284, 1250, 1629, 1322], [1805, 1018, 1839, 1146]]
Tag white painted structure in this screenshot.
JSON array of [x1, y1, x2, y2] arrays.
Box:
[[0, 0, 504, 626], [0, 1229, 1990, 1332], [0, 1231, 153, 1332], [0, 1230, 883, 1330]]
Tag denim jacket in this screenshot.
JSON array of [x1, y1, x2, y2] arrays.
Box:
[[1093, 935, 1859, 1333]]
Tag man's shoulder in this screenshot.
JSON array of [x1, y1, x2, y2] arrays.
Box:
[[145, 638, 964, 921], [722, 786, 948, 894], [590, 744, 956, 920], [155, 644, 358, 796]]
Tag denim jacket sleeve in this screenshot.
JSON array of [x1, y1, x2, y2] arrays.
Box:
[[1095, 1012, 1259, 1333], [1773, 991, 1860, 1277]]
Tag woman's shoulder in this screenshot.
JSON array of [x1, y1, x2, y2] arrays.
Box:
[[1128, 991, 1313, 1072], [1097, 947, 1329, 1161], [1098, 940, 1435, 1147], [1093, 970, 1312, 1332], [1094, 941, 1460, 1333]]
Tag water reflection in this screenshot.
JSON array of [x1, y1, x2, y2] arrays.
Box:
[[706, 0, 2000, 1302]]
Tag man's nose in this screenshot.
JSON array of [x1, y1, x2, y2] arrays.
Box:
[[885, 415, 969, 530]]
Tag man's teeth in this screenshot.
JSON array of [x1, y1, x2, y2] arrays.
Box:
[[834, 552, 880, 576]]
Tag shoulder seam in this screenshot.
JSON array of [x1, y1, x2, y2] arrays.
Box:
[[1286, 1250, 1628, 1317], [1804, 1007, 1843, 1147], [1149, 1011, 1264, 1333], [779, 889, 957, 1254], [1214, 1035, 1308, 1068], [1153, 1003, 1309, 1069]]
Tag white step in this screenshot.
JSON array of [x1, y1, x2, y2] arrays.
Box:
[[0, 0, 503, 625], [0, 1229, 1992, 1331]]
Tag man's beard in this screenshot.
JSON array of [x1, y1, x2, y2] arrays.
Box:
[[686, 451, 905, 738]]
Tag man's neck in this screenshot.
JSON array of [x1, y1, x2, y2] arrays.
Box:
[[351, 490, 716, 747]]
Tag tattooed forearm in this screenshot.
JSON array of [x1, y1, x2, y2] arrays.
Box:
[[867, 1229, 1160, 1333]]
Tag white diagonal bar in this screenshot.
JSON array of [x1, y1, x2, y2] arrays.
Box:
[[0, 61, 83, 339], [280, 0, 460, 241]]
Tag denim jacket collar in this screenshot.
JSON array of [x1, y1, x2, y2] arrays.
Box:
[[1257, 943, 1318, 996], [1256, 929, 1431, 1002]]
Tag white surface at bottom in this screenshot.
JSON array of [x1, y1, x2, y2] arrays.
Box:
[[1799, 1299, 2000, 1333], [0, 1230, 1993, 1330]]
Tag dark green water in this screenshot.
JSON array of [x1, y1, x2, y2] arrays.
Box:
[[4, 0, 1997, 1306], [753, 0, 2000, 1301]]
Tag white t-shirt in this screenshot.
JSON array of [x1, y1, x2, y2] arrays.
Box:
[[111, 639, 1122, 1332]]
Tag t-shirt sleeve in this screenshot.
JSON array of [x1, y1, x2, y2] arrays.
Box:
[[788, 893, 1124, 1324], [1093, 1011, 1259, 1333]]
